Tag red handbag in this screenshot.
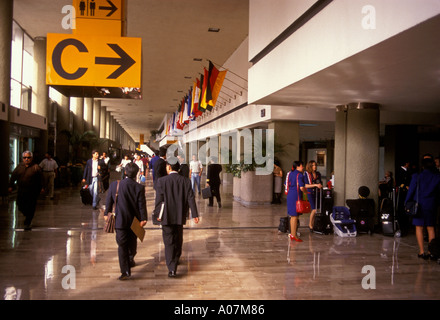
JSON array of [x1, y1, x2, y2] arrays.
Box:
[[296, 174, 311, 214]]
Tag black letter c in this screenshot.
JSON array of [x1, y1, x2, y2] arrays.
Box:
[[52, 39, 88, 80]]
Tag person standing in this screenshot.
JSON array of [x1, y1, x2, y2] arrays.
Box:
[[39, 152, 58, 200], [405, 157, 440, 260], [9, 151, 43, 230], [104, 162, 148, 280], [206, 156, 222, 208], [271, 160, 283, 204], [285, 161, 306, 242], [154, 161, 199, 277], [304, 160, 322, 231], [189, 154, 203, 195], [82, 150, 101, 210]]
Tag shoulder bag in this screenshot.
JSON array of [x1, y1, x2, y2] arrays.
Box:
[[104, 180, 120, 233], [296, 173, 311, 214]]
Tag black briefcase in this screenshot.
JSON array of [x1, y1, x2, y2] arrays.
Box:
[[201, 187, 212, 199]]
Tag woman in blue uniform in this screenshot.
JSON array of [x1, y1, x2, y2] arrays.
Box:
[[285, 161, 307, 242], [405, 156, 440, 260]]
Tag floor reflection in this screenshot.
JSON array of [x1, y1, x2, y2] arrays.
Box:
[[1, 172, 440, 300]]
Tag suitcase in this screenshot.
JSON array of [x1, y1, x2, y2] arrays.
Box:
[[278, 216, 290, 233], [346, 198, 375, 234], [380, 197, 395, 236], [80, 187, 93, 205], [313, 189, 333, 234]]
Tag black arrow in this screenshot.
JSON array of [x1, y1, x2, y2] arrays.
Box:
[[99, 0, 118, 17], [95, 43, 136, 79]]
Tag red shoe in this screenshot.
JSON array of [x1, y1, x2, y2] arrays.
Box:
[[289, 234, 303, 242]]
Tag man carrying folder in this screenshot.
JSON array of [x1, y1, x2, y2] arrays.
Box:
[[104, 162, 148, 280], [155, 161, 199, 277]]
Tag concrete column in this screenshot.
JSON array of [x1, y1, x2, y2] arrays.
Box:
[[70, 97, 84, 134], [0, 0, 12, 196], [268, 121, 300, 179], [93, 99, 101, 135], [33, 37, 49, 155], [100, 106, 106, 139], [84, 98, 94, 132], [56, 95, 71, 165], [334, 103, 380, 212]]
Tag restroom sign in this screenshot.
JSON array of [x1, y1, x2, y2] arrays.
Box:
[[46, 33, 141, 88], [73, 0, 122, 20]]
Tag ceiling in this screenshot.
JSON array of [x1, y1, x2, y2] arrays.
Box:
[[13, 0, 249, 142], [252, 14, 440, 117], [13, 1, 440, 145]]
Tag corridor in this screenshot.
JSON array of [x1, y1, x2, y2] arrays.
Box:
[[1, 172, 440, 300]]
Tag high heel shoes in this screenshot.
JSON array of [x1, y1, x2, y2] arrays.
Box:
[[289, 234, 303, 242]]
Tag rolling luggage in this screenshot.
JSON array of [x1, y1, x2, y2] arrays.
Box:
[[313, 189, 333, 235], [380, 188, 401, 237], [278, 216, 290, 233], [346, 198, 375, 234], [80, 186, 93, 205]]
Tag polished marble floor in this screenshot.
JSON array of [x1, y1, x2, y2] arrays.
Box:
[[1, 171, 440, 301]]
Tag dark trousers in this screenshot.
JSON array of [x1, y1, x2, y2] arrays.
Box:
[[116, 228, 137, 275], [162, 225, 183, 272], [209, 184, 221, 206], [17, 191, 38, 226]]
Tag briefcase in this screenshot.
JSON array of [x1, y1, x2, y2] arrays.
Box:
[[201, 187, 212, 199]]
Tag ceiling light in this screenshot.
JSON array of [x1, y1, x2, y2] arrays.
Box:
[[208, 27, 220, 32]]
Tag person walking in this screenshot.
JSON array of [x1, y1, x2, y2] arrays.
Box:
[[153, 147, 167, 189], [98, 152, 110, 193], [189, 154, 203, 195], [104, 162, 148, 280], [285, 161, 306, 242], [39, 152, 58, 200], [9, 151, 43, 230], [405, 156, 440, 260], [154, 161, 199, 277], [206, 156, 222, 208], [82, 150, 101, 210], [304, 160, 322, 231]]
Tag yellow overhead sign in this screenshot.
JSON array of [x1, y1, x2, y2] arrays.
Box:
[[46, 33, 141, 88], [73, 0, 122, 20]]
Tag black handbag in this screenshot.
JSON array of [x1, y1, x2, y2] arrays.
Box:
[[104, 181, 119, 233], [404, 177, 419, 216]]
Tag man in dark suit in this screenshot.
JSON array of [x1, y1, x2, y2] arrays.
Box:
[[153, 146, 167, 190], [104, 162, 148, 280], [82, 150, 100, 209], [178, 155, 190, 178], [206, 156, 223, 208], [154, 161, 199, 277]]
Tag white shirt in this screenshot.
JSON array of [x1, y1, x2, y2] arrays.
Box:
[[92, 159, 99, 177], [120, 159, 131, 167], [189, 160, 202, 173]]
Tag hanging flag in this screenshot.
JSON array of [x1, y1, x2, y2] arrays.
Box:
[[200, 67, 209, 112], [211, 68, 227, 108], [192, 76, 203, 117]]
